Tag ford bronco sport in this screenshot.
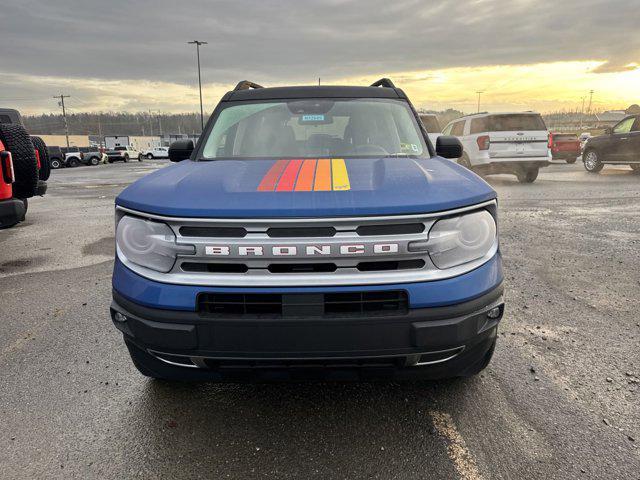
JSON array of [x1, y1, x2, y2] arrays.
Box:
[[111, 79, 505, 381]]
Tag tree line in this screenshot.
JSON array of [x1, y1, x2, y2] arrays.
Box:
[[22, 112, 207, 136]]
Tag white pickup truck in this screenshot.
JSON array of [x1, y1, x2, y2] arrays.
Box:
[[105, 146, 141, 163]]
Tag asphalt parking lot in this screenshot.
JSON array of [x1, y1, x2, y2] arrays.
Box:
[[1, 160, 639, 479]]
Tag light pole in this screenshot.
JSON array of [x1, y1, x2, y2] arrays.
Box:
[[188, 40, 208, 132], [476, 91, 484, 113]]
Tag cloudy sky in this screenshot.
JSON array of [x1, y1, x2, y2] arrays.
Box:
[[1, 0, 638, 114]]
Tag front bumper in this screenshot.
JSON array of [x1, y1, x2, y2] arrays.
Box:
[[111, 284, 504, 380], [0, 197, 26, 228]]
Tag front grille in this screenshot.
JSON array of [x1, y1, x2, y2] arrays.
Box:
[[267, 226, 336, 238], [197, 291, 408, 318], [179, 226, 247, 238], [117, 200, 497, 287]]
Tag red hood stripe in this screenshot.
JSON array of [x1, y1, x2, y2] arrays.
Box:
[[276, 159, 303, 191], [257, 159, 289, 191]]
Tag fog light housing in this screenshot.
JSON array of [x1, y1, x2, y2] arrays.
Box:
[[114, 312, 128, 323], [487, 306, 501, 319]]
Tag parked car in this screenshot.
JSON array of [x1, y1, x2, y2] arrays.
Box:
[[111, 78, 504, 382], [79, 147, 104, 166], [106, 145, 141, 163], [549, 133, 580, 163], [140, 146, 169, 159], [443, 112, 551, 183], [61, 147, 84, 167], [583, 115, 640, 173], [48, 146, 65, 169], [418, 114, 442, 146], [0, 108, 47, 227]]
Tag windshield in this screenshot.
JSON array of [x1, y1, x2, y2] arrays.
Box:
[[201, 98, 429, 159]]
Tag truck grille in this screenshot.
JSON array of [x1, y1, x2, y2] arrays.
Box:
[[197, 291, 408, 318], [115, 201, 497, 287]]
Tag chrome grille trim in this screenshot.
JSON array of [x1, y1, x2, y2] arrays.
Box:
[[116, 200, 498, 287]]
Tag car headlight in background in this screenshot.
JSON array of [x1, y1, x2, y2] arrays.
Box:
[[116, 216, 195, 272], [427, 210, 497, 269]]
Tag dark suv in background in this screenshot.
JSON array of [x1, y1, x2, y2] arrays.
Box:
[[583, 115, 640, 173]]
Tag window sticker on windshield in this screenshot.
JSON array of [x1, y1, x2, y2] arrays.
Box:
[[400, 143, 420, 153], [301, 114, 325, 122]]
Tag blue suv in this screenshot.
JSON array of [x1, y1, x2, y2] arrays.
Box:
[[111, 79, 504, 381]]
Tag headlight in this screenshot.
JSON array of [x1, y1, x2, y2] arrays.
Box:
[[427, 210, 496, 269], [116, 216, 194, 272]]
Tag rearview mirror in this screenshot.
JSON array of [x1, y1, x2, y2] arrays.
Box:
[[435, 136, 463, 159], [168, 140, 194, 162]]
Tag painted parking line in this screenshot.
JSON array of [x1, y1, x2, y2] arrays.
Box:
[[430, 410, 484, 480]]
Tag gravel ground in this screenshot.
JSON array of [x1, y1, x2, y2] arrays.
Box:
[[1, 160, 639, 479]]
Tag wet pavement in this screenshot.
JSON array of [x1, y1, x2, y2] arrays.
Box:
[[1, 160, 639, 479]]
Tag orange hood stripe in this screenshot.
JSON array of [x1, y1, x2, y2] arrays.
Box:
[[294, 159, 317, 191], [313, 159, 332, 191]]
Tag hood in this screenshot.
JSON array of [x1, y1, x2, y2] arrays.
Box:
[[116, 157, 496, 218]]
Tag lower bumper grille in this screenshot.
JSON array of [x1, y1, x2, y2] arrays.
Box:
[[197, 290, 408, 318]]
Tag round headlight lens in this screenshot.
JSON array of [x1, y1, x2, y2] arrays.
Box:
[[428, 210, 496, 269], [116, 216, 179, 273]]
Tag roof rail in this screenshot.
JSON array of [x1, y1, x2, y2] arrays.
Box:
[[234, 80, 264, 91], [370, 78, 396, 88]]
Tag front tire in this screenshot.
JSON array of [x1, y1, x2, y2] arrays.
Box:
[[90, 157, 99, 166], [50, 158, 62, 169], [583, 149, 603, 173], [516, 167, 539, 183], [146, 153, 153, 159], [123, 154, 129, 163], [67, 158, 79, 168], [0, 123, 39, 198]]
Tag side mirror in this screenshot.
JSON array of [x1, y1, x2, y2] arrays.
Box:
[[168, 140, 194, 162], [436, 136, 463, 159], [604, 127, 613, 135]]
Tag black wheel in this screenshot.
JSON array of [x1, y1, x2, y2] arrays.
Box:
[[146, 153, 153, 159], [123, 154, 129, 163], [565, 156, 577, 164], [67, 157, 79, 168], [21, 198, 28, 214], [0, 124, 38, 198], [50, 158, 62, 169], [90, 156, 99, 166], [107, 158, 113, 164], [30, 136, 51, 181], [138, 154, 143, 162], [583, 149, 603, 173], [516, 167, 539, 183], [630, 164, 640, 173]]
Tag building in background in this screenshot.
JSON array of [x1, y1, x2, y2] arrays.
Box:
[[104, 135, 162, 150]]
